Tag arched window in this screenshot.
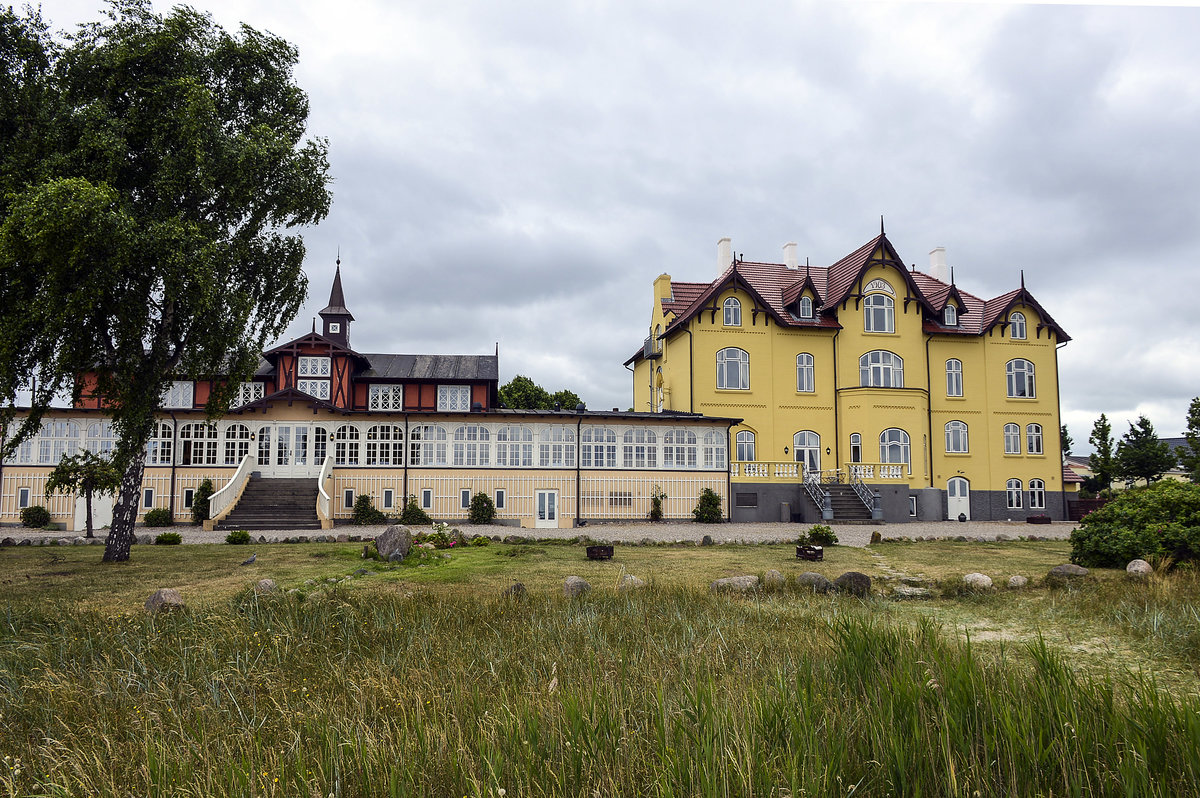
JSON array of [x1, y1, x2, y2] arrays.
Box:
[[452, 425, 489, 467], [224, 424, 251, 465], [723, 297, 741, 326], [736, 430, 756, 462], [86, 421, 116, 457], [622, 428, 657, 468], [860, 351, 904, 388], [38, 420, 80, 465], [496, 426, 533, 467], [1026, 423, 1043, 455], [946, 359, 963, 397], [539, 426, 576, 468], [179, 423, 218, 466], [335, 424, 360, 466], [799, 296, 814, 319], [796, 353, 815, 393], [1009, 312, 1027, 339], [850, 433, 862, 463], [864, 293, 894, 333], [312, 426, 329, 465], [663, 429, 698, 469], [410, 425, 447, 466], [1004, 423, 1021, 454], [1029, 479, 1046, 509], [944, 305, 957, 326], [879, 428, 911, 469], [1006, 359, 1036, 398], [581, 426, 617, 468], [793, 430, 821, 474], [146, 422, 173, 466], [703, 429, 727, 469], [716, 347, 749, 390], [945, 421, 968, 453], [1006, 478, 1023, 509], [367, 425, 405, 466]]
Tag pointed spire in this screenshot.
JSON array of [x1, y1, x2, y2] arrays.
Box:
[[319, 259, 355, 320], [880, 215, 885, 235]]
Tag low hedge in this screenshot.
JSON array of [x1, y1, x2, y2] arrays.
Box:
[[1069, 481, 1200, 567]]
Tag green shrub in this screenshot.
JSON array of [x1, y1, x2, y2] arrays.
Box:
[[154, 531, 182, 545], [143, 507, 174, 527], [470, 535, 491, 547], [1070, 481, 1200, 567], [807, 524, 838, 547], [398, 497, 432, 525], [649, 485, 666, 522], [692, 488, 723, 523], [20, 505, 51, 528], [468, 491, 496, 524], [225, 529, 251, 545], [192, 479, 214, 525], [352, 493, 386, 525]]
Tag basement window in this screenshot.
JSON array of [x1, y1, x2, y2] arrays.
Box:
[[735, 492, 758, 508], [420, 489, 433, 510], [495, 489, 506, 510], [183, 488, 195, 510], [461, 489, 471, 509], [142, 488, 155, 510], [343, 489, 354, 509], [383, 489, 394, 510]]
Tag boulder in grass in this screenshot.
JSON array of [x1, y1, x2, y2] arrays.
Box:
[[796, 572, 834, 594], [763, 569, 786, 589], [710, 575, 759, 593], [618, 574, 647, 593], [1008, 575, 1029, 590], [1126, 559, 1153, 579], [963, 573, 994, 590], [833, 571, 871, 597], [0, 537, 14, 547], [502, 581, 527, 598], [893, 585, 934, 600], [254, 579, 278, 595], [145, 588, 185, 613], [564, 576, 591, 597], [1047, 563, 1089, 580], [374, 525, 412, 562]]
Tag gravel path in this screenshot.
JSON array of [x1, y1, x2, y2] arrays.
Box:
[[1, 519, 1075, 548]]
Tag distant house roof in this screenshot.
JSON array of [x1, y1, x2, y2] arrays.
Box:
[[360, 354, 499, 382]]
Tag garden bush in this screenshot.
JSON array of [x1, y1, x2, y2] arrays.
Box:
[[20, 505, 51, 528], [192, 479, 214, 525], [468, 491, 495, 524], [398, 497, 432, 525], [154, 531, 182, 545], [352, 493, 386, 525], [806, 524, 838, 546], [1070, 481, 1200, 567], [692, 488, 723, 523], [649, 485, 666, 522], [225, 529, 251, 545], [143, 508, 174, 527]]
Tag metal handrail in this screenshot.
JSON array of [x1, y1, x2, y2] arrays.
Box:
[[846, 466, 874, 511], [803, 468, 829, 509]]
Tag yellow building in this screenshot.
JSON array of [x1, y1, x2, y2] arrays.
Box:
[[626, 230, 1072, 522]]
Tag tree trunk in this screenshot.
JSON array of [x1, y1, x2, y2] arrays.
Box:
[[103, 457, 146, 562], [85, 489, 94, 538]]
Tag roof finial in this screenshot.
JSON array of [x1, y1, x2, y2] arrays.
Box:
[[311, 317, 316, 333], [336, 246, 340, 268], [950, 266, 956, 285], [880, 215, 885, 235], [1020, 269, 1026, 290]]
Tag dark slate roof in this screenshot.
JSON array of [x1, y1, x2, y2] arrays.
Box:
[[319, 264, 355, 320], [360, 354, 499, 381]]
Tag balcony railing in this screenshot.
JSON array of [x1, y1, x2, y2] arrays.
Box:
[[730, 461, 909, 482]]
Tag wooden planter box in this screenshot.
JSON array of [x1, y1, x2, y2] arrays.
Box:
[[796, 545, 824, 561], [586, 545, 614, 560]]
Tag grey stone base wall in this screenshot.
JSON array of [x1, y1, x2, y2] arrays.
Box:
[[965, 490, 1066, 522], [730, 482, 816, 523]]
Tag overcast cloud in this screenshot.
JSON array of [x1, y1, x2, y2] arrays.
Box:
[[38, 0, 1200, 449]]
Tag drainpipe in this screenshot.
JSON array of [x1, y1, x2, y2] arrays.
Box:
[[575, 414, 583, 526], [168, 412, 178, 518], [624, 361, 638, 410], [684, 327, 694, 413], [831, 327, 840, 473], [1056, 340, 1067, 521], [726, 420, 734, 521], [403, 413, 409, 505], [924, 333, 934, 487]]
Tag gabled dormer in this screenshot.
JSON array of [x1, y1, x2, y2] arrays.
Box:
[[319, 259, 355, 349], [781, 262, 823, 321], [262, 331, 369, 410]]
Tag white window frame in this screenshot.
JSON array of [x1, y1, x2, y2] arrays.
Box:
[[723, 297, 741, 327], [410, 425, 448, 466], [716, 347, 749, 390], [1004, 423, 1021, 455], [1027, 424, 1044, 455], [796, 353, 815, 393], [369, 384, 404, 411], [142, 488, 155, 510], [702, 429, 727, 469], [1006, 479, 1023, 509], [86, 420, 116, 456], [944, 305, 957, 326], [799, 296, 813, 319], [335, 424, 361, 466], [496, 426, 533, 467], [161, 381, 193, 409], [495, 489, 506, 510], [38, 420, 80, 465], [327, 322, 341, 334], [538, 426, 576, 468], [1009, 312, 1027, 340], [297, 379, 331, 401], [343, 488, 354, 509], [453, 425, 491, 467], [224, 424, 252, 465], [946, 359, 963, 397], [945, 421, 969, 454], [383, 489, 395, 510], [183, 488, 195, 509], [366, 425, 404, 466], [879, 428, 911, 471], [420, 488, 433, 510], [437, 385, 470, 412], [145, 422, 173, 466], [622, 428, 658, 469], [17, 486, 31, 509], [460, 489, 471, 509], [663, 428, 698, 469], [793, 430, 821, 474], [864, 293, 895, 333], [735, 430, 756, 462], [1006, 359, 1036, 398], [860, 350, 904, 388], [298, 356, 331, 377], [850, 433, 862, 463], [232, 381, 264, 408], [580, 426, 617, 469], [1029, 479, 1046, 509]]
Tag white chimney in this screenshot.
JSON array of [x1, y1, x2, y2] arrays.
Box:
[[929, 247, 949, 282], [783, 242, 799, 270], [717, 237, 732, 274]]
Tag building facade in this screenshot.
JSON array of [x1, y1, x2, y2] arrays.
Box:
[[2, 266, 734, 531], [626, 231, 1071, 522]]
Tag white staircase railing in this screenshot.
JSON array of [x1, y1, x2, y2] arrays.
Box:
[[206, 453, 254, 529], [315, 454, 334, 529]]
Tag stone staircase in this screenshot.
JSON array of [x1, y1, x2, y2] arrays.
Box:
[[813, 483, 877, 523], [215, 476, 321, 530]]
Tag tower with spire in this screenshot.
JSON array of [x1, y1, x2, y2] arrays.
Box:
[[319, 257, 354, 348]]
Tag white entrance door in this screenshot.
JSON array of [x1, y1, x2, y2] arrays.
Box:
[[256, 423, 323, 478], [947, 477, 970, 520], [535, 490, 559, 528]]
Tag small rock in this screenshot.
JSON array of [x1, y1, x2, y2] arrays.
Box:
[[900, 576, 926, 586], [710, 575, 759, 593], [1048, 563, 1089, 580], [618, 574, 647, 592], [375, 525, 413, 561], [834, 571, 871, 597], [995, 534, 1009, 541], [502, 581, 527, 598], [1126, 559, 1153, 578], [870, 531, 882, 544], [954, 536, 968, 543], [253, 579, 278, 595], [304, 579, 316, 586], [326, 577, 339, 584], [763, 569, 786, 589], [1007, 575, 1028, 589], [963, 572, 993, 590], [564, 575, 591, 597], [336, 534, 350, 543], [389, 553, 404, 562], [145, 588, 184, 613], [700, 535, 714, 546], [1, 537, 15, 546], [137, 534, 154, 545], [258, 536, 268, 544], [796, 572, 834, 593], [893, 585, 934, 600], [354, 568, 368, 576], [16, 539, 30, 546]]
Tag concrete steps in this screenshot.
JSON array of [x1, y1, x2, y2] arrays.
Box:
[[215, 477, 322, 530]]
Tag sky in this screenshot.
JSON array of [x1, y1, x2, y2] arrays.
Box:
[[35, 0, 1200, 450]]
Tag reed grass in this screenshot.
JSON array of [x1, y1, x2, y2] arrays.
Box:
[[3, 584, 1199, 796]]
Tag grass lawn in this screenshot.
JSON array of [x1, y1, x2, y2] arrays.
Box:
[[2, 538, 1199, 796]]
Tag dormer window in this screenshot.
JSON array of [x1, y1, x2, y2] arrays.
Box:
[[723, 297, 741, 326], [799, 296, 813, 319], [944, 305, 957, 326], [1009, 312, 1027, 339]]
